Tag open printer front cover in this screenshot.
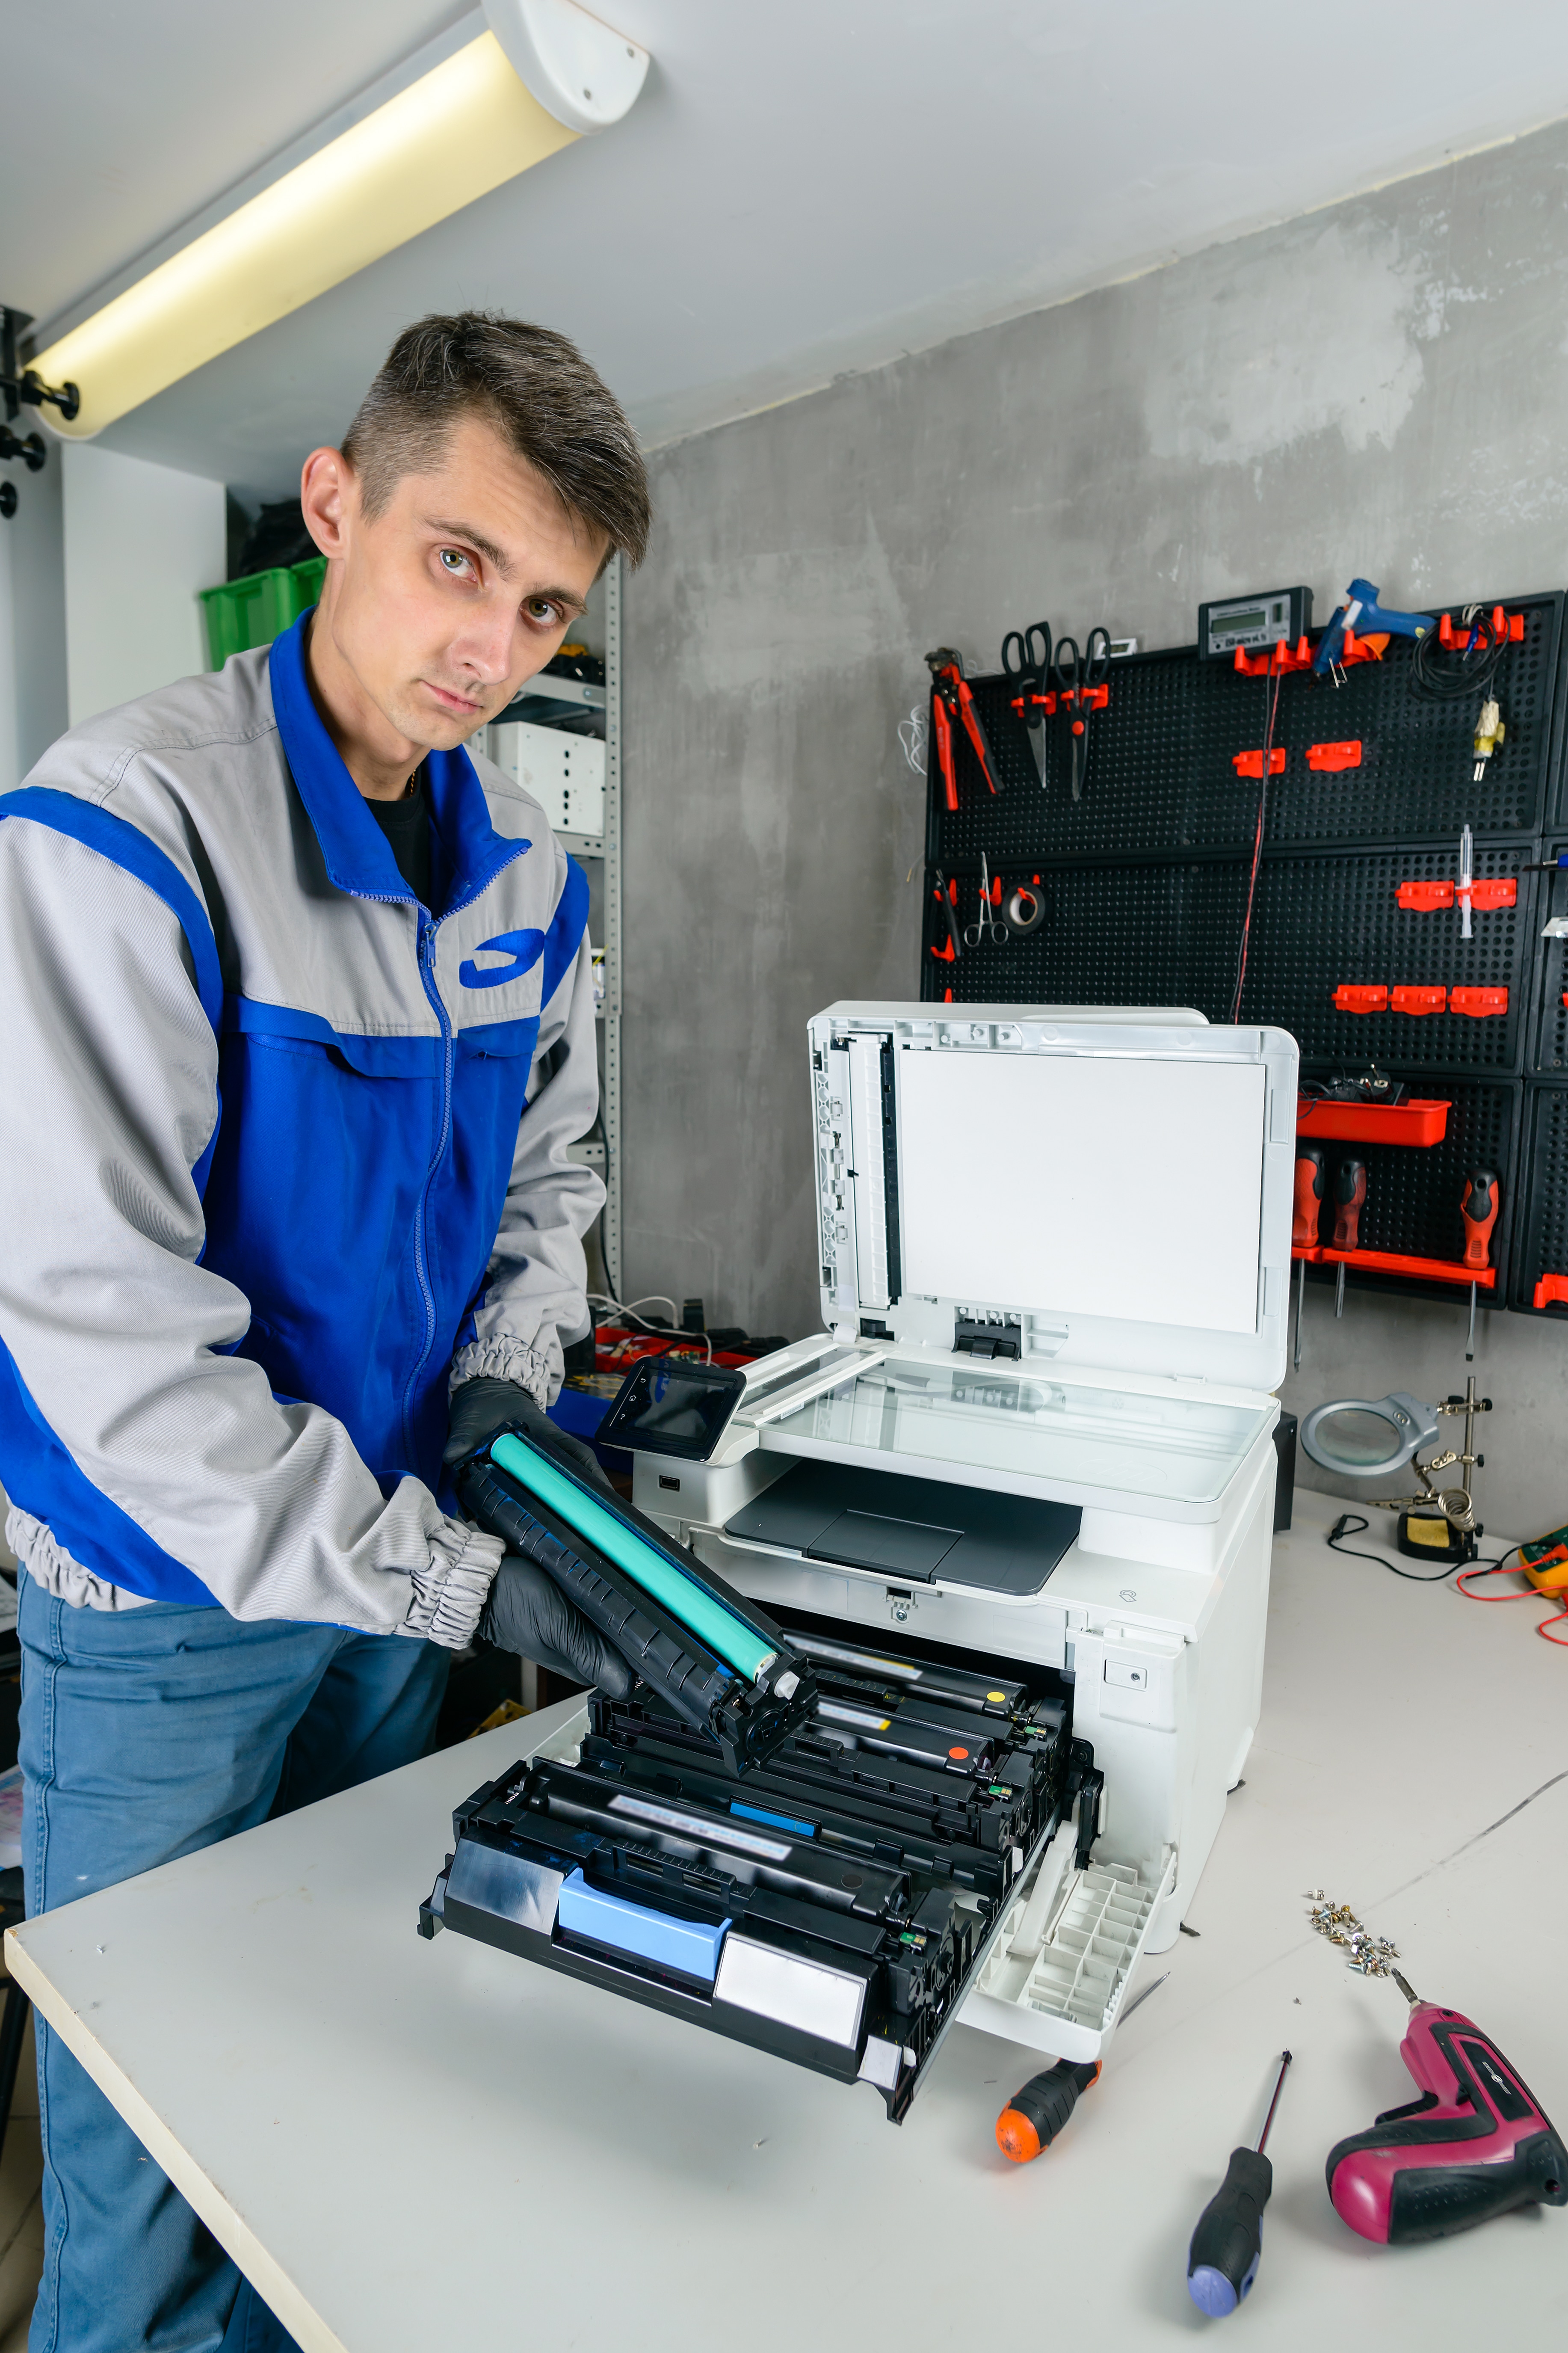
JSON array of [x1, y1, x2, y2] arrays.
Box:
[[810, 1002, 1298, 1395]]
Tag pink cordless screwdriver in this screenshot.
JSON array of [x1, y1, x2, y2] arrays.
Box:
[[1326, 1971, 1567, 2243]]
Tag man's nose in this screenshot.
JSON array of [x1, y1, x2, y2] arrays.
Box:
[[453, 599, 518, 683]]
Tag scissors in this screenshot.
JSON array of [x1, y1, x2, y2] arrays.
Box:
[[963, 853, 1009, 947], [1051, 625, 1112, 800], [1001, 621, 1053, 785]]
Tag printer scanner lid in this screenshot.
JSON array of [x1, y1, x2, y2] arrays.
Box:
[[809, 1002, 1298, 1398]]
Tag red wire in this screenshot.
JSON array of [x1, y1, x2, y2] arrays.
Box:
[[1457, 1559, 1568, 1642], [1230, 656, 1283, 1023]]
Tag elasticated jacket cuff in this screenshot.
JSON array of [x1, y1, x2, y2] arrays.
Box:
[[450, 1336, 556, 1409], [397, 1517, 505, 1649]]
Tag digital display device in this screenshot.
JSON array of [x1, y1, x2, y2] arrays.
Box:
[[598, 1357, 748, 1460]]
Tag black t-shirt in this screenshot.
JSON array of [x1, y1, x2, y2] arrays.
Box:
[[366, 776, 433, 907]]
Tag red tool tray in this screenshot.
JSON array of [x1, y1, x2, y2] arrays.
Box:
[[1319, 1248, 1496, 1289], [1296, 1098, 1451, 1147]]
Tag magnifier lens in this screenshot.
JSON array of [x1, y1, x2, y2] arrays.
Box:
[[1316, 1407, 1401, 1467]]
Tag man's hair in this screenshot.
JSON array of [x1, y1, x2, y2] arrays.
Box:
[[341, 311, 649, 568]]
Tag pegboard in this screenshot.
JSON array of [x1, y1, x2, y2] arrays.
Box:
[[922, 586, 1568, 1321], [1528, 838, 1568, 1074], [927, 842, 1535, 1073], [1296, 1071, 1519, 1310], [931, 592, 1563, 869], [1511, 1084, 1568, 1315]]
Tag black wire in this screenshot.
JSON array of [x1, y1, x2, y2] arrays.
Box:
[[1327, 1512, 1461, 1582], [1409, 607, 1507, 701], [1229, 661, 1282, 1023]]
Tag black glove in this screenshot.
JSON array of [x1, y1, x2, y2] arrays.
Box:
[[479, 1554, 633, 1697], [443, 1376, 612, 1494]]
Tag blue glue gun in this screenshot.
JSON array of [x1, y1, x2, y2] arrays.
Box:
[[1312, 578, 1435, 675]]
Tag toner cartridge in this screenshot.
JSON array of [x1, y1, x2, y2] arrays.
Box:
[[456, 1427, 816, 1772], [419, 1618, 1087, 2121]]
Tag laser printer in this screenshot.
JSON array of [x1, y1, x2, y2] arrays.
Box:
[[423, 1002, 1296, 2110], [624, 1003, 1296, 2057]]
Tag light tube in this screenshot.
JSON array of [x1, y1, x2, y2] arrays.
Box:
[[31, 33, 576, 440]]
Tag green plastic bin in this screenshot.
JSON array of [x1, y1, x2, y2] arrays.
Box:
[[198, 555, 328, 670]]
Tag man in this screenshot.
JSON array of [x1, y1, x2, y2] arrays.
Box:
[[0, 311, 649, 2352]]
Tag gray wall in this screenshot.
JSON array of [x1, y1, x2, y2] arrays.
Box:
[[623, 117, 1568, 1536]]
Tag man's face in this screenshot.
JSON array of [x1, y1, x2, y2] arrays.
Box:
[[301, 412, 605, 756]]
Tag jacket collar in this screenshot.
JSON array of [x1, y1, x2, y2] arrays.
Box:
[[267, 610, 530, 911]]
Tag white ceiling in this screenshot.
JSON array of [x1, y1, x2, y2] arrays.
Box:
[[10, 1, 1568, 503]]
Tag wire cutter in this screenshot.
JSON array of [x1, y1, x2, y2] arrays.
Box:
[[926, 647, 1002, 804], [1002, 621, 1053, 786], [1051, 626, 1111, 801], [963, 853, 1009, 947]]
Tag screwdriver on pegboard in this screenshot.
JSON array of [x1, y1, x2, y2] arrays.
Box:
[[1332, 1156, 1367, 1319], [1460, 1168, 1499, 1362]]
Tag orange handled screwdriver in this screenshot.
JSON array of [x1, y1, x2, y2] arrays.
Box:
[[1461, 1167, 1499, 1360], [1332, 1156, 1367, 1320], [1292, 1144, 1325, 1371], [996, 2059, 1101, 2163]]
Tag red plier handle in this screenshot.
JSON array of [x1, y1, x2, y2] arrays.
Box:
[[929, 686, 958, 812], [926, 646, 1001, 798]]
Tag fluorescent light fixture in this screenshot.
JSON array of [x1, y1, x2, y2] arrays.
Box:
[[32, 1, 649, 440]]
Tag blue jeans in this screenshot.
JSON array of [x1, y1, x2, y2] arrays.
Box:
[[18, 1575, 450, 2353]]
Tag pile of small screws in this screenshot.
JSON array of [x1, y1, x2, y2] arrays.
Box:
[[1305, 1889, 1400, 1977]]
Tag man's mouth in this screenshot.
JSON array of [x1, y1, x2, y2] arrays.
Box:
[[423, 679, 489, 717]]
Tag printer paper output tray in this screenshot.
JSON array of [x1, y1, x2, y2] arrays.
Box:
[[418, 1616, 1160, 2120]]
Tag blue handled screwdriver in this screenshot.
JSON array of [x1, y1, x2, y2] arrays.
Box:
[[1187, 2051, 1292, 2317]]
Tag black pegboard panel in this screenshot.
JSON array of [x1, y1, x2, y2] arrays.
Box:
[[925, 842, 1535, 1073], [1528, 839, 1568, 1073], [1510, 1083, 1568, 1313], [1236, 841, 1536, 1074], [1298, 1071, 1520, 1309], [923, 855, 1249, 1015], [933, 592, 1562, 868]]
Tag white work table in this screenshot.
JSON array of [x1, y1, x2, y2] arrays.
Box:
[[6, 1490, 1566, 2352]]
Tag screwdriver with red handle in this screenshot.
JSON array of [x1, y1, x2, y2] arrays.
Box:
[[1460, 1167, 1499, 1362], [1327, 1971, 1565, 2244], [1331, 1155, 1367, 1320], [1292, 1143, 1325, 1370]]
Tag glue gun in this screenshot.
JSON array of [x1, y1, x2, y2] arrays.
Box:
[[1312, 579, 1435, 675], [1325, 1971, 1567, 2243]]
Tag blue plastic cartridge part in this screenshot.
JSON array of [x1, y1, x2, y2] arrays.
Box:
[[556, 1869, 730, 1983]]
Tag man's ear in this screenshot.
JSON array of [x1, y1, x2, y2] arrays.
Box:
[[300, 446, 355, 559]]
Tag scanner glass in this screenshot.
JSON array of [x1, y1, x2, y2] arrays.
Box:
[[761, 1362, 1268, 1505]]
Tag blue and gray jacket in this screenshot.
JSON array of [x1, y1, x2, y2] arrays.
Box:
[[0, 611, 603, 1646]]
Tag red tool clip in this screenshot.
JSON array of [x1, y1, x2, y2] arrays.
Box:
[[1333, 984, 1388, 1014], [1449, 986, 1508, 1019], [1233, 637, 1315, 678], [1232, 747, 1286, 780], [1306, 740, 1362, 772], [1534, 1274, 1568, 1310], [1436, 606, 1524, 649], [1397, 876, 1515, 912], [1391, 984, 1448, 1016], [1057, 683, 1109, 714]]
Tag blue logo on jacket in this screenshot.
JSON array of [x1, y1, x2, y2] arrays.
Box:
[[459, 929, 546, 990]]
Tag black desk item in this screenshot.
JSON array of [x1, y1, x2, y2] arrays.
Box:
[[724, 1459, 1080, 1594]]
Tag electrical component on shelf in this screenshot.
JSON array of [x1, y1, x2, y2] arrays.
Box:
[[1197, 586, 1313, 661]]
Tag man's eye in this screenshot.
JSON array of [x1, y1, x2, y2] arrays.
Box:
[[525, 598, 562, 625], [439, 548, 471, 575]]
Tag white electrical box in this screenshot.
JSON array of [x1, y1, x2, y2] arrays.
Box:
[[630, 1002, 1299, 2063], [490, 719, 605, 838]]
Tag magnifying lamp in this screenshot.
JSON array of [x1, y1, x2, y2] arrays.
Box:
[[1299, 1392, 1441, 1480]]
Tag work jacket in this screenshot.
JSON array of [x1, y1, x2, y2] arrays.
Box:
[[0, 611, 603, 1647]]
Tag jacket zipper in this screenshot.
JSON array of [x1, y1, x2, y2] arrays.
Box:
[[400, 848, 531, 1465]]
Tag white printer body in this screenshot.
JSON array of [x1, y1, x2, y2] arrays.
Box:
[[631, 1002, 1297, 2063]]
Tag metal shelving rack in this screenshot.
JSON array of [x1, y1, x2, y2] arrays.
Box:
[[485, 553, 622, 1296]]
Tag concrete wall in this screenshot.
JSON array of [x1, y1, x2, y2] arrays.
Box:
[[622, 115, 1568, 1538], [62, 442, 225, 726]]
